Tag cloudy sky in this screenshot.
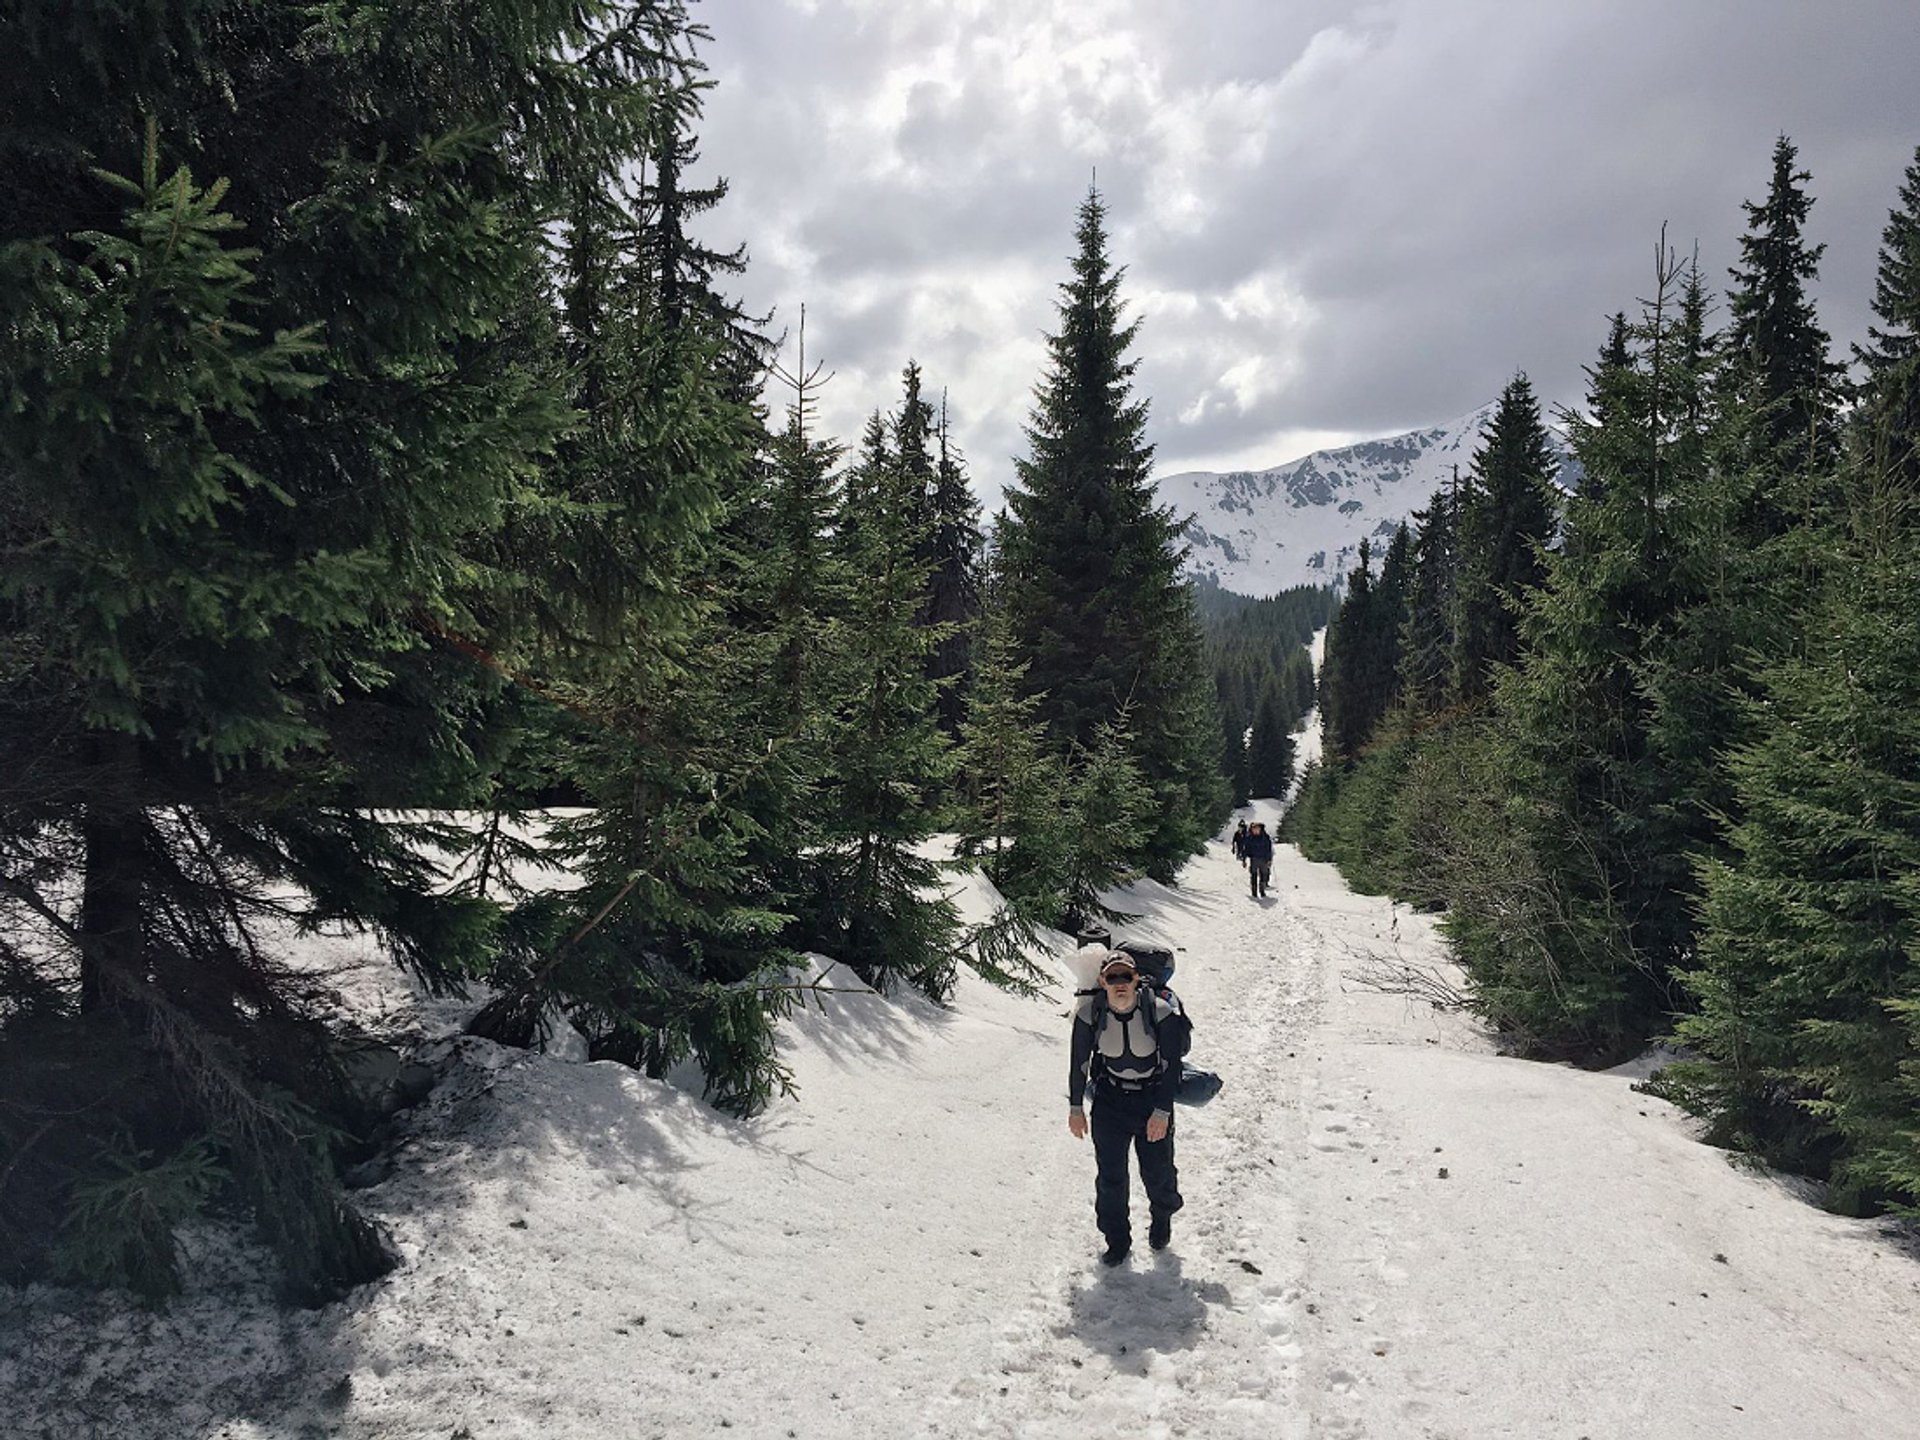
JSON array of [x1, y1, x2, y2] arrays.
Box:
[[692, 0, 1919, 507]]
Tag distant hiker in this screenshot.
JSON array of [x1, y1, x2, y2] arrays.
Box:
[[1230, 819, 1249, 867], [1068, 950, 1191, 1266], [1244, 821, 1274, 898]]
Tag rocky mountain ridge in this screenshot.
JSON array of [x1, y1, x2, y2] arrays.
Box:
[[1160, 405, 1576, 596]]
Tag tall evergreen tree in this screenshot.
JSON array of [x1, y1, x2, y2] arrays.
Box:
[[1216, 679, 1253, 808], [801, 381, 958, 996], [893, 359, 938, 542], [1321, 529, 1408, 761], [1464, 247, 1719, 1052], [1723, 135, 1843, 487], [1399, 473, 1463, 714], [1854, 143, 1920, 495], [1371, 523, 1414, 722], [1246, 680, 1296, 801], [1574, 314, 1633, 514], [999, 187, 1223, 877], [0, 0, 729, 1299], [1320, 541, 1376, 763], [955, 602, 1057, 888], [1666, 145, 1920, 1212], [926, 397, 983, 743], [1453, 375, 1560, 700]]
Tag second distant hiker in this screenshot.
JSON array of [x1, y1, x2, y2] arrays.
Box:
[[1244, 820, 1274, 898], [1230, 819, 1249, 867]]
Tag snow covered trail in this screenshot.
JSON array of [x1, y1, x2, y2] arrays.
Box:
[[8, 806, 1920, 1439]]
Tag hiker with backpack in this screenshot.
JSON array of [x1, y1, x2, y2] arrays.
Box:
[[1244, 820, 1274, 898], [1067, 949, 1191, 1265], [1230, 819, 1249, 867]]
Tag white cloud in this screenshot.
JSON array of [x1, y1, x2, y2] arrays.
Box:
[[695, 0, 1920, 510]]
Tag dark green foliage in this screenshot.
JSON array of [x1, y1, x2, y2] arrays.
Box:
[[1668, 536, 1920, 1212], [1724, 136, 1843, 482], [1854, 143, 1920, 498], [999, 187, 1225, 878], [1320, 530, 1410, 763], [1398, 474, 1464, 713], [1272, 144, 1920, 1220], [1246, 680, 1296, 801], [1320, 544, 1375, 762], [1663, 154, 1920, 1212], [1197, 579, 1333, 802], [54, 1138, 226, 1306], [455, 1, 800, 1117], [952, 600, 1065, 985], [954, 597, 1152, 947], [1463, 246, 1720, 1054], [927, 399, 984, 741], [1217, 690, 1252, 807], [1281, 733, 1417, 899], [955, 603, 1061, 892], [1453, 375, 1561, 700], [797, 374, 960, 997], [1053, 713, 1155, 934], [0, 0, 770, 1297]]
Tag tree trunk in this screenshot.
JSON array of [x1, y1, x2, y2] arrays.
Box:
[[79, 732, 143, 1012]]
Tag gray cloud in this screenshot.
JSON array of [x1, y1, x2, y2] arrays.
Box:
[[693, 0, 1920, 508]]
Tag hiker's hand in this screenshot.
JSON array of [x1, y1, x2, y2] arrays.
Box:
[[1146, 1113, 1170, 1143], [1068, 1111, 1087, 1140]]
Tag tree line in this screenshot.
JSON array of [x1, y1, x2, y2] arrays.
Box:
[[1197, 579, 1334, 806], [0, 3, 1234, 1302], [1289, 137, 1920, 1218]]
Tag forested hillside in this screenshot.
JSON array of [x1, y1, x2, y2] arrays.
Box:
[[1195, 580, 1337, 805], [0, 1, 1231, 1303], [1289, 138, 1920, 1217]]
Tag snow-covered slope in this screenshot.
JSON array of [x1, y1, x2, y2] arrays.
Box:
[[1161, 405, 1576, 597], [9, 785, 1920, 1437]]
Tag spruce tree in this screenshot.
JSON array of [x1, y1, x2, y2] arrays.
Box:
[[1320, 529, 1408, 762], [926, 398, 983, 743], [955, 603, 1057, 888], [1672, 536, 1920, 1211], [1575, 314, 1632, 513], [1371, 522, 1414, 724], [1666, 146, 1920, 1211], [1724, 136, 1842, 484], [1453, 375, 1560, 700], [1217, 684, 1253, 807], [1246, 680, 1296, 801], [1854, 143, 1920, 495], [1320, 541, 1376, 763], [1055, 712, 1156, 934], [1399, 474, 1463, 714], [999, 186, 1224, 878], [1461, 245, 1719, 1052], [0, 0, 739, 1299], [801, 379, 958, 996]]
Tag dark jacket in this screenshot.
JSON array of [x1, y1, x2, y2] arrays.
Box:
[[1244, 830, 1275, 864], [1230, 825, 1248, 856]]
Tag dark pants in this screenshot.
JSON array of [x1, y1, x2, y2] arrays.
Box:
[[1091, 1081, 1182, 1247], [1250, 860, 1271, 897]]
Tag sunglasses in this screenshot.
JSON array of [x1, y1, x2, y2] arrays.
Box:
[[1101, 972, 1137, 986]]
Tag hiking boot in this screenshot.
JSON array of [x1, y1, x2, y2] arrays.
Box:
[[1149, 1215, 1172, 1250], [1100, 1239, 1131, 1267]]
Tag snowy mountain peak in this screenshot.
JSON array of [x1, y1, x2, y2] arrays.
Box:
[[1160, 404, 1571, 597]]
